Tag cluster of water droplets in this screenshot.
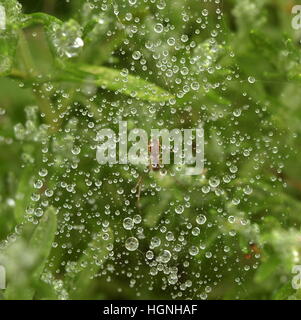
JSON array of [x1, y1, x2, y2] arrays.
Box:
[[48, 20, 84, 58], [0, 0, 22, 74], [0, 0, 289, 300]]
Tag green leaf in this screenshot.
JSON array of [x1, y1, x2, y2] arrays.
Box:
[[67, 228, 114, 299], [21, 13, 63, 29], [2, 208, 56, 299], [0, 0, 22, 76], [249, 30, 279, 63], [0, 33, 18, 76], [29, 207, 57, 281], [255, 256, 280, 283], [1, 241, 37, 300], [273, 283, 296, 300], [71, 65, 175, 102], [14, 166, 34, 224]]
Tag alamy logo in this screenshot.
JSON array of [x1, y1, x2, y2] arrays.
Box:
[[292, 5, 301, 30], [96, 121, 204, 175], [0, 5, 6, 30], [292, 265, 301, 290], [0, 265, 5, 290]]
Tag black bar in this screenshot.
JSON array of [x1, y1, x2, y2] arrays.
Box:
[[0, 300, 297, 319]]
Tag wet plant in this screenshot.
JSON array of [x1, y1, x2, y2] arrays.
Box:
[[0, 0, 301, 300]]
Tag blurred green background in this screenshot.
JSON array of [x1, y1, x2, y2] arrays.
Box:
[[0, 0, 301, 300]]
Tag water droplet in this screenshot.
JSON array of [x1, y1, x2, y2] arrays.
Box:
[[154, 23, 163, 33], [146, 250, 154, 260], [175, 205, 184, 214], [189, 246, 199, 256], [123, 217, 134, 230], [49, 20, 84, 58], [125, 237, 139, 251], [209, 176, 220, 188], [196, 214, 207, 225], [39, 168, 48, 177], [202, 9, 208, 17], [157, 250, 171, 263], [132, 51, 142, 60], [72, 146, 81, 155], [150, 237, 161, 248], [34, 180, 43, 189], [157, 0, 166, 10], [248, 76, 256, 84]]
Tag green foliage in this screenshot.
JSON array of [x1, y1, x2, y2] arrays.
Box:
[[0, 0, 301, 300], [76, 65, 175, 102]]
